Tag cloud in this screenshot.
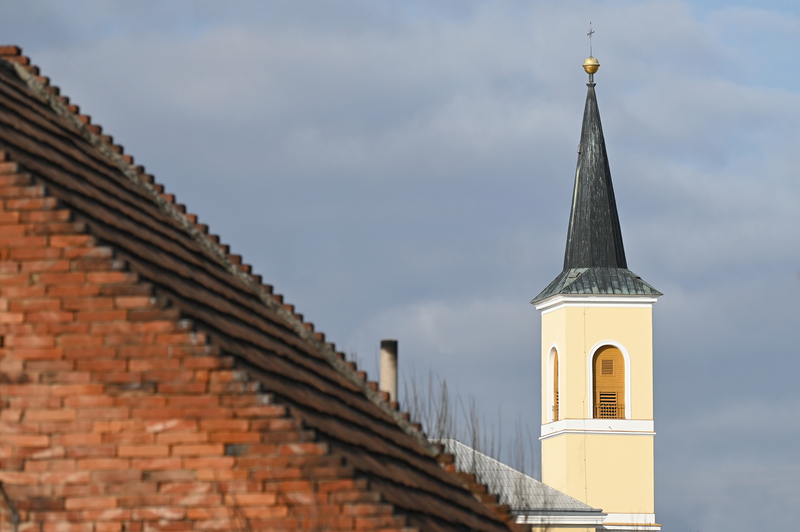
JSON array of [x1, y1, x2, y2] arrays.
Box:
[[2, 1, 800, 529]]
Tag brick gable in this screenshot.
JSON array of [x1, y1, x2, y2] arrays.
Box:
[[0, 158, 423, 531], [0, 47, 515, 532]]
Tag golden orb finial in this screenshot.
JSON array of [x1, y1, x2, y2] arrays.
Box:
[[583, 56, 600, 75]]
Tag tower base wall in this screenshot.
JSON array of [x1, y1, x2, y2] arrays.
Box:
[[542, 432, 654, 516]]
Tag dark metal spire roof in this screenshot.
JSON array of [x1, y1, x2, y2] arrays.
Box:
[[563, 83, 625, 270], [531, 77, 661, 304]]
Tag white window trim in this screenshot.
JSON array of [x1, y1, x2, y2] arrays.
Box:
[[546, 344, 559, 423], [587, 340, 631, 420]]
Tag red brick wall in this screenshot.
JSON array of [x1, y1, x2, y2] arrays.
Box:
[[0, 158, 415, 531]]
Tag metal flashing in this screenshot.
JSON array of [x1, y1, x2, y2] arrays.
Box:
[[532, 267, 661, 304]]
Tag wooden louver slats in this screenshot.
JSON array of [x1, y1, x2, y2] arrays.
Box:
[[593, 346, 625, 419]]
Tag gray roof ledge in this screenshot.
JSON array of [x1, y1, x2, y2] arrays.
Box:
[[436, 439, 606, 528], [532, 75, 661, 306]]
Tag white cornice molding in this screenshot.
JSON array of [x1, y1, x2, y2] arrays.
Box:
[[602, 513, 661, 531], [540, 419, 655, 440], [515, 512, 606, 526], [535, 294, 659, 314]]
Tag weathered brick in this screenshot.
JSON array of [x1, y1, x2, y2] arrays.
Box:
[[38, 272, 86, 285], [171, 445, 224, 457], [112, 396, 166, 409], [64, 246, 113, 259], [130, 458, 182, 471], [80, 508, 131, 526], [0, 312, 24, 324], [195, 469, 248, 482], [156, 383, 206, 394], [131, 408, 183, 420], [0, 211, 20, 223], [9, 247, 61, 260], [77, 458, 130, 471], [87, 272, 136, 284], [80, 508, 131, 522], [76, 408, 130, 421], [0, 235, 47, 247], [9, 395, 61, 409], [181, 457, 234, 470], [26, 311, 73, 323], [166, 396, 218, 407], [19, 209, 70, 223], [51, 384, 104, 396], [58, 334, 104, 347], [101, 433, 154, 445], [42, 522, 94, 532], [95, 522, 123, 532], [208, 432, 260, 444], [185, 507, 232, 519], [65, 393, 113, 410], [4, 335, 55, 348], [118, 446, 169, 458], [0, 471, 40, 484], [72, 259, 118, 271], [62, 298, 114, 311], [65, 497, 117, 510], [75, 359, 125, 371], [40, 471, 91, 484], [128, 359, 180, 372], [89, 367, 141, 383], [2, 285, 45, 298], [0, 434, 49, 447], [75, 310, 127, 322], [155, 433, 207, 445], [8, 298, 61, 312], [25, 409, 76, 422], [50, 235, 94, 248], [10, 347, 63, 359], [60, 445, 111, 462], [20, 260, 71, 273], [114, 296, 152, 309], [47, 285, 100, 297], [53, 433, 103, 447], [237, 505, 289, 519], [199, 420, 248, 432], [0, 273, 28, 285], [91, 471, 142, 484]]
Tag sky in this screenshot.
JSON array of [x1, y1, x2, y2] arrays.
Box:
[[2, 1, 800, 530]]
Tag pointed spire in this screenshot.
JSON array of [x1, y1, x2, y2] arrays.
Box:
[[531, 55, 661, 305], [563, 76, 626, 269]]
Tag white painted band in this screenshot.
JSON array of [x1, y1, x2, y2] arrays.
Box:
[[535, 294, 658, 314], [540, 419, 655, 440], [602, 513, 660, 531], [515, 513, 606, 526]]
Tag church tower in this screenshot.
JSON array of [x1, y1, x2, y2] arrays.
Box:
[[532, 55, 662, 531]]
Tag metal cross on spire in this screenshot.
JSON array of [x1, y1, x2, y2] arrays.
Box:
[[587, 22, 595, 57]]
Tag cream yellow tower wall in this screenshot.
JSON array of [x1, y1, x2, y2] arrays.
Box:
[[537, 294, 659, 530]]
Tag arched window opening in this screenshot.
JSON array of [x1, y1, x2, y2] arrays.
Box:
[[553, 352, 559, 421], [592, 346, 625, 419]]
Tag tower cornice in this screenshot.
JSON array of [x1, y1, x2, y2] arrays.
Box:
[[534, 293, 660, 314]]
